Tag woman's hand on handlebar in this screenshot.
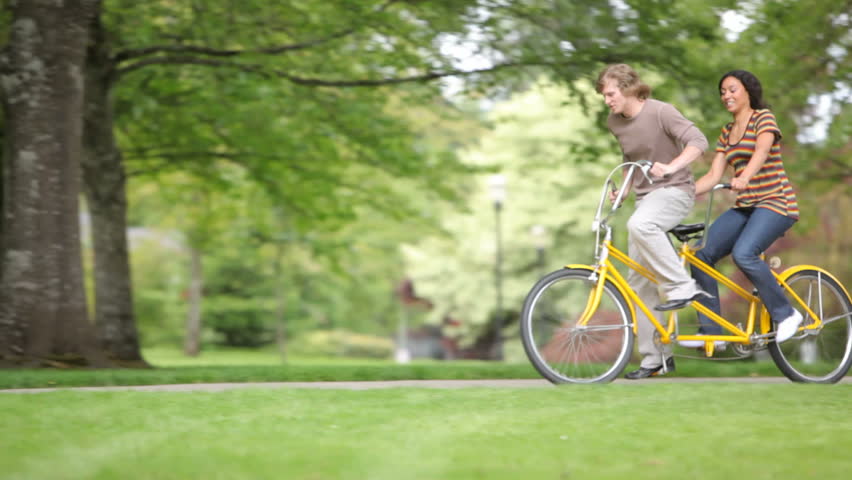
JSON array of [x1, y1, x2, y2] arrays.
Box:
[[730, 176, 749, 192], [609, 188, 626, 206]]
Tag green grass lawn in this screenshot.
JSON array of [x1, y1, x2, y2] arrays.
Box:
[[0, 345, 789, 390], [2, 384, 850, 480], [2, 348, 849, 479]]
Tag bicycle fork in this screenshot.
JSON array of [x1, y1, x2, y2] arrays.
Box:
[[576, 240, 654, 338]]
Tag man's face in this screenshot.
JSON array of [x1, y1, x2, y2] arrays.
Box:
[[601, 79, 626, 115]]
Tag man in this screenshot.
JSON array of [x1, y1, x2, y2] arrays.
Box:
[[596, 63, 712, 379]]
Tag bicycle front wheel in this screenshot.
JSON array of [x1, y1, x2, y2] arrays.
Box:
[[768, 268, 852, 383], [521, 268, 634, 384]]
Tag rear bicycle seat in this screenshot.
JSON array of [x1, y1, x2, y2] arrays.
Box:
[[669, 223, 705, 243]]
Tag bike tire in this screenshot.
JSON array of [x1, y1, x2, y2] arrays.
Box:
[[768, 268, 852, 383], [520, 267, 634, 384]]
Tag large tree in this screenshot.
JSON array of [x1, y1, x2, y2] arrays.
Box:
[[81, 0, 735, 363], [0, 0, 106, 366], [82, 11, 144, 364], [13, 0, 848, 366], [80, 0, 501, 362]]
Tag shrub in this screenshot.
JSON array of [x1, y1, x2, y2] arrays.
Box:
[[203, 296, 276, 347], [289, 329, 393, 359]]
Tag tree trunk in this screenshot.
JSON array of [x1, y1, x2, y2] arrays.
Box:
[[0, 135, 4, 256], [82, 12, 148, 367], [274, 244, 287, 362], [184, 247, 203, 356], [0, 0, 108, 367]]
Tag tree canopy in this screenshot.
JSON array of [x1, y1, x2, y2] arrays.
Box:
[[0, 0, 849, 365]]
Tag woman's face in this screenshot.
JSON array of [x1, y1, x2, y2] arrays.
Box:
[[720, 76, 750, 114]]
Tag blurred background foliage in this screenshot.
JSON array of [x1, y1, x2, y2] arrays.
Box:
[[15, 0, 845, 360]]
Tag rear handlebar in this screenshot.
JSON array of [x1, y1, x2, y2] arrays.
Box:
[[695, 183, 732, 248]]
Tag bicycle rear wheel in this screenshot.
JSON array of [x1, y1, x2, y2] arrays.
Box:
[[521, 268, 634, 384], [768, 269, 852, 383]]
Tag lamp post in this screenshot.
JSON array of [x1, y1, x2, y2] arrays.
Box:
[[488, 174, 506, 360], [395, 306, 411, 364], [531, 224, 546, 276]]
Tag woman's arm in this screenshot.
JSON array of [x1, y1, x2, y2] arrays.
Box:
[[694, 152, 728, 196], [730, 131, 773, 191]]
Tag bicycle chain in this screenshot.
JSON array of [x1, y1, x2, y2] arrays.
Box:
[[672, 351, 752, 361], [653, 330, 758, 361]]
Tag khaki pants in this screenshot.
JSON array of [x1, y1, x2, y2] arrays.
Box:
[[627, 187, 700, 368]]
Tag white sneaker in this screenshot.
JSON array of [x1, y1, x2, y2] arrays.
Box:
[[678, 334, 727, 351], [775, 309, 803, 343]]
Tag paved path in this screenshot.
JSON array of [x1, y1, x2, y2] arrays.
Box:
[[4, 376, 848, 394]]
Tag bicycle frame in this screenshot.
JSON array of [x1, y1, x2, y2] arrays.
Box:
[[575, 239, 833, 355], [574, 162, 841, 356]]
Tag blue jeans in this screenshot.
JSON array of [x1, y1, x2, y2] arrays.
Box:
[[691, 207, 797, 334]]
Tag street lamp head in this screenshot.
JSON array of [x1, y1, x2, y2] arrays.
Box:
[[488, 174, 506, 206], [530, 224, 546, 249]]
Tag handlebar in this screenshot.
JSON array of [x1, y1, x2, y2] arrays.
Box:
[[592, 161, 654, 234], [591, 162, 733, 254], [695, 183, 732, 248], [590, 161, 655, 257]]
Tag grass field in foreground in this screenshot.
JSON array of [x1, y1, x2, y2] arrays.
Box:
[[2, 384, 850, 480]]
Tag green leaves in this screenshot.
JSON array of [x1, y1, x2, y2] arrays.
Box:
[[403, 81, 619, 344], [101, 0, 850, 350]]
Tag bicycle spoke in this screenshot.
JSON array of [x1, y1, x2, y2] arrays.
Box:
[[521, 269, 633, 384], [769, 269, 852, 383]]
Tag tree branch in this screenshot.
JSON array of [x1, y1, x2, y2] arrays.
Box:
[[113, 0, 400, 63], [124, 149, 390, 210], [116, 55, 553, 87], [113, 30, 355, 62]]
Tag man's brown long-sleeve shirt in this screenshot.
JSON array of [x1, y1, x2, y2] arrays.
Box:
[[607, 99, 708, 199]]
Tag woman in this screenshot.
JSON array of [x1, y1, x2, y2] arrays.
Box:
[[685, 70, 802, 347]]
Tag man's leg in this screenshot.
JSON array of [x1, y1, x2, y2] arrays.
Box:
[[627, 230, 672, 369], [627, 187, 699, 301]]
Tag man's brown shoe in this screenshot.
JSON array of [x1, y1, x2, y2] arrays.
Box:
[[624, 357, 675, 379]]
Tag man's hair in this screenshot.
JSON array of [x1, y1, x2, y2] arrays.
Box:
[[596, 64, 652, 100]]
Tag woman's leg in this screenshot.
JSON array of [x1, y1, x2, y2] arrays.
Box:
[[691, 209, 749, 334], [729, 208, 797, 323]]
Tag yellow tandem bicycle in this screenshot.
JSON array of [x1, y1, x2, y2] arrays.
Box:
[[520, 161, 852, 384]]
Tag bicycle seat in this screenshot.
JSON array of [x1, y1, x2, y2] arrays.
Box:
[[669, 223, 705, 242]]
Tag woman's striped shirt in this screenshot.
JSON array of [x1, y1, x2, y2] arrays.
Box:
[[715, 109, 799, 219]]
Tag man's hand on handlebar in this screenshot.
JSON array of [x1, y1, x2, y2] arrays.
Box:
[[649, 161, 676, 179], [609, 188, 626, 206]]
